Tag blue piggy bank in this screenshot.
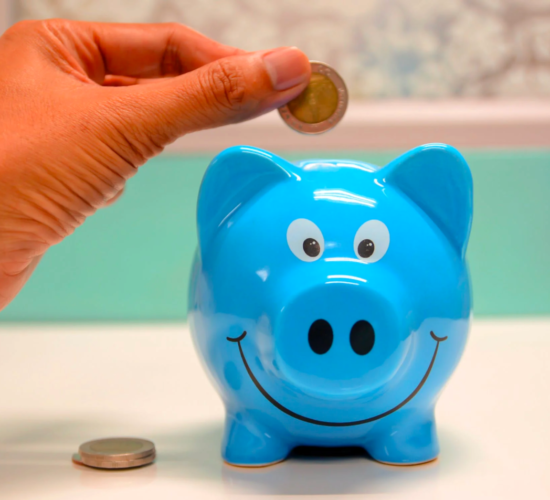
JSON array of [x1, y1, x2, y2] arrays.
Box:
[[189, 143, 473, 467]]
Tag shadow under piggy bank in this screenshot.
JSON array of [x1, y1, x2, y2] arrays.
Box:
[[222, 449, 438, 496], [217, 426, 469, 496]]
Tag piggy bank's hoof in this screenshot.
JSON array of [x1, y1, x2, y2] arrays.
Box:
[[367, 446, 439, 466], [222, 415, 291, 467], [365, 417, 439, 465], [224, 457, 287, 468], [375, 456, 438, 467]]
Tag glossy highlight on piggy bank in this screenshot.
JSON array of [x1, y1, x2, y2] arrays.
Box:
[[189, 144, 473, 467]]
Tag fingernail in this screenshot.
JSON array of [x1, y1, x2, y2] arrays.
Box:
[[263, 47, 309, 91]]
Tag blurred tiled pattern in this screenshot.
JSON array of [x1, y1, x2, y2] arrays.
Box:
[[16, 0, 550, 98]]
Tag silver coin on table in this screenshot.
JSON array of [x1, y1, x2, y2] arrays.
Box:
[[278, 61, 348, 135], [75, 437, 156, 469], [72, 451, 156, 470]]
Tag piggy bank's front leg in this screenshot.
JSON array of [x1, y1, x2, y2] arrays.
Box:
[[363, 409, 439, 465], [222, 412, 292, 467]]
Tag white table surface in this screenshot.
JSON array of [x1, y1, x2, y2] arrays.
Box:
[[0, 319, 548, 500]]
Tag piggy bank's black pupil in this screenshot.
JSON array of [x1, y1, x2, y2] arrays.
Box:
[[303, 238, 320, 257], [358, 239, 375, 258]]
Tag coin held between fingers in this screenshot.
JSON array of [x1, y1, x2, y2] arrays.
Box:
[[279, 61, 348, 135], [263, 47, 311, 91]]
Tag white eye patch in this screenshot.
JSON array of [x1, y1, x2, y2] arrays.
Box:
[[354, 220, 390, 263], [287, 219, 324, 262]]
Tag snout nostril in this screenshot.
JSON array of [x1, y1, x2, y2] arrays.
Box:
[[350, 320, 375, 355], [308, 319, 333, 355]]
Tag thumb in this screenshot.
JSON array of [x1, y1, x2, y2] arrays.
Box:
[[106, 47, 310, 146]]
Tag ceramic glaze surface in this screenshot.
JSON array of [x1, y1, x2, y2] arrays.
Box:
[[189, 144, 473, 467]]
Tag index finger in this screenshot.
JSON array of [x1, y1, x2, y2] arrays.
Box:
[[43, 20, 245, 80]]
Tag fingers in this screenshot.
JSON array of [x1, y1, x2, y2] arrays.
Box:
[[103, 75, 164, 86], [10, 19, 244, 82], [89, 22, 245, 78], [0, 255, 43, 312], [104, 188, 125, 206], [102, 47, 310, 146]]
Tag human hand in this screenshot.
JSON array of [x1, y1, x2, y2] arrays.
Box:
[[0, 20, 310, 310]]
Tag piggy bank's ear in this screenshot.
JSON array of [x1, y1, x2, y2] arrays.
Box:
[[197, 146, 292, 253], [384, 144, 473, 258]]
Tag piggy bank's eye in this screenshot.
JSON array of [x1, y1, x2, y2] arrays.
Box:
[[354, 220, 389, 263], [287, 219, 324, 262]]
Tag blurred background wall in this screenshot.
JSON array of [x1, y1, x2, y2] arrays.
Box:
[[15, 0, 550, 99], [1, 0, 549, 321]]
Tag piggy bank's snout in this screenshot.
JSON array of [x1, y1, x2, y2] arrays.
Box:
[[275, 282, 408, 398], [308, 318, 375, 356]]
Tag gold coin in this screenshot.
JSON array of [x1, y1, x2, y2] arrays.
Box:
[[287, 73, 339, 124], [278, 61, 348, 135]]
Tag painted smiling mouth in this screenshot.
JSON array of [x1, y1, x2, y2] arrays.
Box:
[[227, 330, 447, 427]]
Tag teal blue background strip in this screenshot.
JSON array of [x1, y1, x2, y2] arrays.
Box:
[[1, 149, 549, 321]]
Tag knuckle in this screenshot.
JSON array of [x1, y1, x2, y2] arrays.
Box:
[[3, 19, 79, 52], [38, 19, 87, 44], [7, 20, 36, 32], [37, 18, 77, 37], [4, 20, 40, 38], [7, 18, 72, 44], [203, 59, 247, 112], [93, 97, 164, 165], [38, 18, 72, 30], [163, 22, 181, 31]]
